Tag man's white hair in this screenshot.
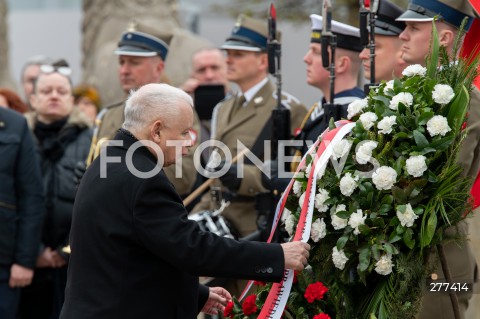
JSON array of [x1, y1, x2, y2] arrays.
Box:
[[122, 83, 193, 133]]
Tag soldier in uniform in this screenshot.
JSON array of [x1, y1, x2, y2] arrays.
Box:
[[396, 0, 480, 317], [296, 15, 365, 156], [359, 0, 407, 82], [90, 27, 201, 196], [192, 15, 307, 236]]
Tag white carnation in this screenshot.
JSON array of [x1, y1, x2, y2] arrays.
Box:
[[284, 214, 296, 236], [377, 115, 397, 134], [372, 166, 397, 190], [374, 254, 394, 275], [311, 218, 327, 242], [332, 247, 349, 270], [293, 180, 302, 196], [314, 188, 330, 212], [347, 98, 368, 119], [397, 203, 419, 228], [359, 112, 378, 130], [305, 164, 312, 176], [402, 64, 427, 77], [427, 115, 451, 137], [331, 214, 348, 230], [385, 80, 394, 91], [432, 84, 454, 105], [335, 204, 347, 213], [332, 139, 352, 160], [389, 92, 413, 110], [356, 141, 378, 165], [316, 163, 327, 179], [406, 155, 427, 177], [299, 192, 306, 208], [281, 207, 292, 223], [348, 209, 366, 235], [340, 173, 358, 196]]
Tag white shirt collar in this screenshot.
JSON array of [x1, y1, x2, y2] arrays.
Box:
[[240, 77, 269, 105]]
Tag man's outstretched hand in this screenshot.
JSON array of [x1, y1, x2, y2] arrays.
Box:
[[201, 286, 232, 315]]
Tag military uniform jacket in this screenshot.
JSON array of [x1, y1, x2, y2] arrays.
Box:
[[298, 87, 364, 155], [193, 78, 307, 236], [60, 131, 285, 319], [94, 101, 201, 195]]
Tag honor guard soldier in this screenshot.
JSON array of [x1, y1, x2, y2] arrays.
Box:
[[89, 25, 201, 196], [359, 0, 407, 82], [296, 14, 364, 157], [191, 15, 307, 295], [396, 0, 480, 318]]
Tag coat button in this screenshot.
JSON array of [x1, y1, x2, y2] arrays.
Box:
[[267, 267, 273, 274], [254, 266, 260, 273], [261, 267, 267, 273]]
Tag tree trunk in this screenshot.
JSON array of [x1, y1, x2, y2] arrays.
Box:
[[0, 0, 17, 90]]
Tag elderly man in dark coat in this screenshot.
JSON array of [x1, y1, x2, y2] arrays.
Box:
[[60, 83, 310, 319]]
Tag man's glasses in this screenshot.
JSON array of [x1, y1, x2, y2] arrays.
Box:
[[40, 64, 72, 77]]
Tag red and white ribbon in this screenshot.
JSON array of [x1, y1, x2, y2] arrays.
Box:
[[240, 121, 355, 319]]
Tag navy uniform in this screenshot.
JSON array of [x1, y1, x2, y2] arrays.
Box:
[[296, 16, 364, 156], [397, 1, 479, 318], [90, 30, 201, 196]]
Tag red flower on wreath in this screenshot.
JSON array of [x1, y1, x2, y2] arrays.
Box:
[[224, 301, 234, 318], [254, 280, 266, 286], [304, 282, 328, 303], [242, 294, 258, 315], [313, 313, 331, 319]]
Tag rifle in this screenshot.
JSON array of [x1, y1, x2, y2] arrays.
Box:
[[248, 3, 291, 243], [359, 0, 380, 94], [269, 3, 290, 173], [321, 0, 342, 127]]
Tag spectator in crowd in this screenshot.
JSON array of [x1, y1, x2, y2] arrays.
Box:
[[17, 60, 92, 319], [73, 84, 101, 124], [0, 107, 44, 319], [19, 55, 52, 109], [0, 88, 29, 113]]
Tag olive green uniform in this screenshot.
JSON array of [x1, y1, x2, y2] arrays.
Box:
[[192, 79, 307, 237]]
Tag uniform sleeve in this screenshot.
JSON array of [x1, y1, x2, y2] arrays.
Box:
[[132, 174, 285, 281], [457, 88, 480, 178]]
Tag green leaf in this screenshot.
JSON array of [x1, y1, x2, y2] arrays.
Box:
[[358, 247, 371, 271], [337, 235, 349, 250], [418, 111, 434, 125], [403, 228, 415, 249], [427, 20, 440, 79], [429, 135, 454, 151], [447, 85, 470, 133], [421, 211, 437, 247], [373, 95, 391, 108], [413, 130, 430, 149]]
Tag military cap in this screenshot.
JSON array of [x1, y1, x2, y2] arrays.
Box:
[[309, 14, 363, 52], [114, 31, 169, 60], [396, 0, 475, 31], [221, 14, 279, 52], [373, 0, 406, 36]]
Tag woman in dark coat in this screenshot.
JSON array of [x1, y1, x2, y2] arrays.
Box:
[[18, 65, 92, 319]]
